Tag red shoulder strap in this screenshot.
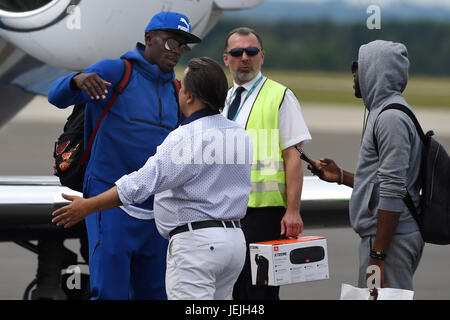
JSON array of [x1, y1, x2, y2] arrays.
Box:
[[173, 78, 183, 118], [173, 78, 181, 91], [81, 58, 132, 165]]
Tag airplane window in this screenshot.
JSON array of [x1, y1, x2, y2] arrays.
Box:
[[0, 0, 52, 12]]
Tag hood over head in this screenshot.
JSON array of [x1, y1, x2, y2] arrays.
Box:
[[358, 40, 409, 111]]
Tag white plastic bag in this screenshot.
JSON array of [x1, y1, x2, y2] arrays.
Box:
[[340, 284, 414, 300]]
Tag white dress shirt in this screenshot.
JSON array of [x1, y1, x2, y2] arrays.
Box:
[[115, 113, 253, 239], [222, 72, 312, 149]]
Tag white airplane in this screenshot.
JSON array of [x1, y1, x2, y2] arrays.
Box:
[[0, 0, 264, 71], [0, 0, 351, 300], [0, 0, 265, 125]]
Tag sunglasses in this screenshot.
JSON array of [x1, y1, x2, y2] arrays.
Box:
[[164, 38, 191, 55], [226, 47, 261, 57], [351, 61, 358, 74]]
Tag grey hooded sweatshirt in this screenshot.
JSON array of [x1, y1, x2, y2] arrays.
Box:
[[349, 40, 422, 237]]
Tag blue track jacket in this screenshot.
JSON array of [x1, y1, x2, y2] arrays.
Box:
[[48, 43, 179, 213]]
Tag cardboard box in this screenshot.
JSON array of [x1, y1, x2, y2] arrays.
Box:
[[249, 236, 329, 286]]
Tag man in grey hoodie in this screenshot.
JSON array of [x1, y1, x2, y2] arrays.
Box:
[[310, 40, 424, 292]]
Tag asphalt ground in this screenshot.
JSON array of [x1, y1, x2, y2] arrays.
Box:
[[0, 96, 449, 300]]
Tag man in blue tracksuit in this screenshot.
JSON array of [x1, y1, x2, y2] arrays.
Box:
[[48, 12, 201, 299]]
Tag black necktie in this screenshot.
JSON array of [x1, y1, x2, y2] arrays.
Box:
[[227, 86, 245, 120]]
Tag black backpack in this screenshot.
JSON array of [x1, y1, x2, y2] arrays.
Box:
[[53, 59, 133, 192], [374, 104, 450, 245]]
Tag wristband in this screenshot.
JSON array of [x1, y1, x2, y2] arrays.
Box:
[[370, 250, 386, 261], [337, 168, 344, 185]]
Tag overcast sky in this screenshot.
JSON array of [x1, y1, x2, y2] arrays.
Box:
[[267, 0, 450, 8]]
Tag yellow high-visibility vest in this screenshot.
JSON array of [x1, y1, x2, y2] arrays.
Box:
[[246, 78, 287, 207]]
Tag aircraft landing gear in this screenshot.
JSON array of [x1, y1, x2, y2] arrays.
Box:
[[17, 222, 90, 300]]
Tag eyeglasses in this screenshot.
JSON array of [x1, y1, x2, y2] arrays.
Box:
[[165, 38, 191, 55], [351, 61, 358, 74], [226, 47, 261, 57]]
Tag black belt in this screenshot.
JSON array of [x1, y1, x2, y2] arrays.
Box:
[[169, 220, 241, 239]]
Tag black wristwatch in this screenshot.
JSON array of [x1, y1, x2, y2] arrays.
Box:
[[370, 250, 386, 261]]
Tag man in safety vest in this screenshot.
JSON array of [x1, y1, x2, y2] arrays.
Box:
[[222, 27, 312, 300]]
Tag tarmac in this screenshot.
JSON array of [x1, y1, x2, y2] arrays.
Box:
[[0, 96, 450, 300]]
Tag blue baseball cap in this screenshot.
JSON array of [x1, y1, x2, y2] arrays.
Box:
[[145, 11, 201, 44]]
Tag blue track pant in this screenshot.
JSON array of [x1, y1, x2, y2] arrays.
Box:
[[85, 203, 167, 299]]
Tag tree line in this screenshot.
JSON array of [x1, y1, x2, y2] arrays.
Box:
[[182, 19, 450, 77]]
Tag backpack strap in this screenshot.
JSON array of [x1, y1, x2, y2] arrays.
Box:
[[172, 78, 182, 118], [372, 103, 424, 222], [80, 58, 133, 165], [173, 78, 181, 91], [373, 103, 426, 153]]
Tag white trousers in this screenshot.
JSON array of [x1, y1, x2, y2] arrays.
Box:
[[166, 225, 246, 300]]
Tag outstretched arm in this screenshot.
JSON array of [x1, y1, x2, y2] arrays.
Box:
[[51, 186, 122, 228]]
